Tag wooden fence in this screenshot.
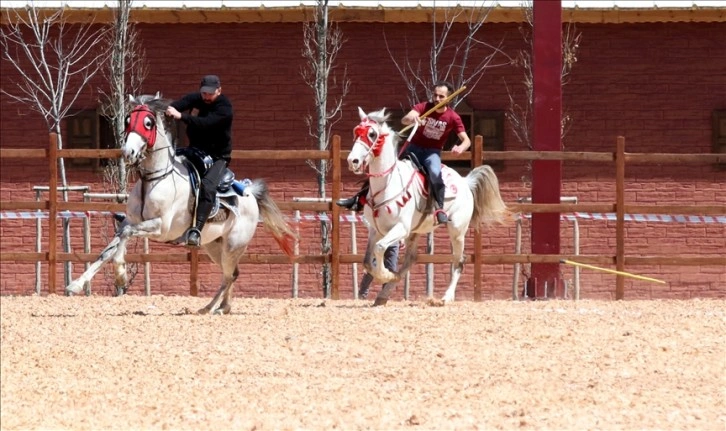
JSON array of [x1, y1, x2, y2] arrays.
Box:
[[1, 134, 724, 300]]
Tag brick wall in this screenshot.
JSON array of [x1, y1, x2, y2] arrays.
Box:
[[1, 21, 724, 299]]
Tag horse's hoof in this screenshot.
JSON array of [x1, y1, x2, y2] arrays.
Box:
[[372, 298, 388, 307], [426, 298, 445, 307], [197, 307, 211, 315], [65, 281, 83, 295]]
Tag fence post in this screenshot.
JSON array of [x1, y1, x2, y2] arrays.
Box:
[[82, 191, 91, 295], [472, 136, 483, 301], [190, 249, 199, 296], [48, 133, 58, 294], [34, 188, 43, 294], [615, 136, 626, 299], [331, 135, 341, 299], [292, 209, 300, 298]]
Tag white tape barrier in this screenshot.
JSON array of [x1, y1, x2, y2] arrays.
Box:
[[0, 210, 724, 224]]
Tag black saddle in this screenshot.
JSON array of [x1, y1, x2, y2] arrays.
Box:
[[176, 148, 252, 220], [176, 147, 236, 194], [401, 152, 427, 176]]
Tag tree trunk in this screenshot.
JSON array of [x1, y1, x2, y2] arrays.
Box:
[[53, 125, 73, 288]]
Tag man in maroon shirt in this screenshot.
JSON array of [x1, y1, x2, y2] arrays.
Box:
[[337, 81, 471, 224]]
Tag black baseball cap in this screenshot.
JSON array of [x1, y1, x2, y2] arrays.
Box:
[[200, 75, 221, 93]]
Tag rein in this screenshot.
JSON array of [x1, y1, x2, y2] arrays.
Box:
[[354, 120, 396, 178], [354, 118, 418, 219], [138, 143, 176, 182], [367, 161, 396, 178]]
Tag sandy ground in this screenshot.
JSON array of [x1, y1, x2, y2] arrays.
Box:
[[1, 295, 725, 431]]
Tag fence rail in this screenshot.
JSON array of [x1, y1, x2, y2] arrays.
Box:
[[1, 134, 724, 299]]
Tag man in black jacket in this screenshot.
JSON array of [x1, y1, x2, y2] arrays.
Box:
[[166, 74, 234, 247]]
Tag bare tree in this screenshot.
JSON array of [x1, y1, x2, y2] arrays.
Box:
[[98, 0, 148, 198], [505, 2, 581, 157], [300, 0, 350, 298], [1, 2, 109, 286], [95, 0, 148, 294], [385, 1, 509, 108]]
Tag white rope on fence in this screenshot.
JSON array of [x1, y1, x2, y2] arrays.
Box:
[[2, 210, 724, 224]]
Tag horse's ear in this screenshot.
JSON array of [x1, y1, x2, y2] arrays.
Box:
[[376, 108, 388, 121], [154, 91, 161, 100], [358, 107, 367, 121], [128, 95, 136, 103]]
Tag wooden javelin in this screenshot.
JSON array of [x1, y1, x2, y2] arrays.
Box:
[[560, 259, 667, 284], [399, 85, 467, 135]]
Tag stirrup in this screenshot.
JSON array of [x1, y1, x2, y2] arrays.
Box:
[[434, 209, 449, 225], [185, 227, 201, 247], [336, 195, 364, 212]]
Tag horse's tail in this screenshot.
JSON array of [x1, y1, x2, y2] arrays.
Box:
[[247, 179, 298, 258], [466, 165, 511, 227]]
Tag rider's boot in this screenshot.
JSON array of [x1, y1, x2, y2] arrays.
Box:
[[336, 180, 370, 212], [185, 199, 213, 247], [432, 180, 448, 225]]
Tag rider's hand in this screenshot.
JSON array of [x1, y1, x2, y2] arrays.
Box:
[[165, 106, 181, 120], [451, 144, 466, 154]]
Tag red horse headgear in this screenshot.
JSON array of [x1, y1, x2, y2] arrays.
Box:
[[124, 104, 157, 148]]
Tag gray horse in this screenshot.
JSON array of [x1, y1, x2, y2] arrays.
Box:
[[66, 94, 296, 314]]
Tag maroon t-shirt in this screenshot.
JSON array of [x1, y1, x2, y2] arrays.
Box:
[[409, 102, 466, 150]]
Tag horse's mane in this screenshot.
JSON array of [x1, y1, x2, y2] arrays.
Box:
[[366, 107, 402, 150], [130, 93, 172, 113]]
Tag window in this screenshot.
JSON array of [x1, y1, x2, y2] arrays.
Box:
[[473, 110, 505, 156], [386, 103, 505, 172], [713, 110, 726, 169], [447, 103, 505, 172], [65, 109, 114, 170]]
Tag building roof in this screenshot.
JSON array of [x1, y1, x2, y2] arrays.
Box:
[[2, 0, 725, 24], [2, 1, 725, 7]]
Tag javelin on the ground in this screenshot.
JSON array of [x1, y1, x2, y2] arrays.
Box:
[[560, 259, 666, 284]]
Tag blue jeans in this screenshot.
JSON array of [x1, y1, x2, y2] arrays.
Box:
[[404, 144, 442, 180], [404, 143, 445, 208]]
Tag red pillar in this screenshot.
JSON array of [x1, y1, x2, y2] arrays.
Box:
[[528, 0, 562, 298]]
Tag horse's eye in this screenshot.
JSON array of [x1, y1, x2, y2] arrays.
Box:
[[144, 116, 154, 129], [124, 116, 130, 126], [368, 130, 377, 141]]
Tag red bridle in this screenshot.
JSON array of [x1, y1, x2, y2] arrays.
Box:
[[125, 104, 157, 148], [354, 118, 388, 158]]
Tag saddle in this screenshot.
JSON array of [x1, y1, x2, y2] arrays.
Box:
[[400, 152, 432, 204], [399, 152, 456, 211], [176, 147, 252, 220]]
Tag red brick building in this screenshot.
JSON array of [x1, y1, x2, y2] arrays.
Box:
[[1, 2, 724, 299]]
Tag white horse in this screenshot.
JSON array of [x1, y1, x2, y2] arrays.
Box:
[[66, 94, 297, 314], [347, 107, 509, 305]]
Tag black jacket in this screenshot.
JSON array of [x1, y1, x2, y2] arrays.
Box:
[[170, 93, 233, 162]]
